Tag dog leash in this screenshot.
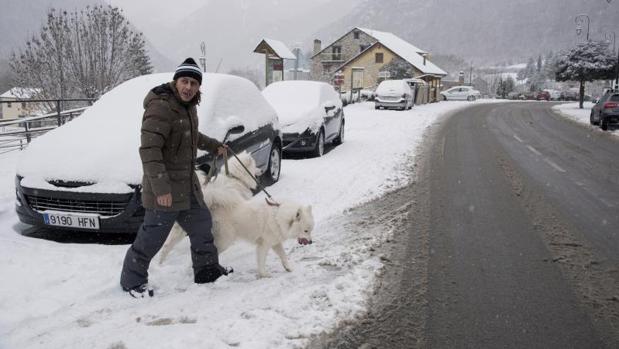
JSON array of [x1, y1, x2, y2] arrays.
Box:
[[223, 147, 280, 207]]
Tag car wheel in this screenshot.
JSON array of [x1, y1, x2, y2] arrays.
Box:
[[590, 111, 598, 125], [262, 143, 281, 185], [312, 129, 325, 157], [375, 105, 379, 110], [333, 121, 345, 145], [442, 95, 447, 101], [600, 117, 608, 131], [467, 95, 475, 101]]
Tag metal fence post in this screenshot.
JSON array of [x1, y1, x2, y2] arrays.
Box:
[[56, 100, 62, 126], [25, 122, 31, 144]]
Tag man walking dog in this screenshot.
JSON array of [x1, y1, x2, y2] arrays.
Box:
[[120, 58, 231, 298]]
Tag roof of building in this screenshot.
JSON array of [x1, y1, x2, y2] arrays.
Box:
[[314, 27, 447, 77], [357, 28, 446, 76], [0, 87, 40, 99], [253, 38, 297, 60]]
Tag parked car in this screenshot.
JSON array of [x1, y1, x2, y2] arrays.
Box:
[[547, 89, 561, 101], [559, 90, 578, 101], [374, 79, 414, 110], [536, 90, 550, 101], [507, 91, 521, 100], [15, 72, 282, 234], [262, 80, 344, 157], [440, 85, 481, 101], [590, 90, 619, 130], [519, 92, 536, 100]]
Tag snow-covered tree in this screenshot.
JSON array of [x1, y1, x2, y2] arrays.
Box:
[[10, 5, 152, 105], [555, 41, 616, 108], [496, 76, 516, 98], [380, 57, 414, 80], [517, 57, 536, 81]]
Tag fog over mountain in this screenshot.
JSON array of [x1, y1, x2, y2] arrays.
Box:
[[314, 0, 618, 65], [1, 0, 617, 89], [114, 0, 361, 72]]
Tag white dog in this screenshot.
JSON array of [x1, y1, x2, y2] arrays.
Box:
[[159, 151, 315, 278]]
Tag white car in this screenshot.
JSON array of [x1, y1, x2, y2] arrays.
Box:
[[374, 79, 414, 110], [441, 86, 482, 101], [263, 80, 345, 157], [15, 73, 282, 234]]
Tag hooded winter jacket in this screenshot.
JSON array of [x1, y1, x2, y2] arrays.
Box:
[[139, 82, 222, 211]]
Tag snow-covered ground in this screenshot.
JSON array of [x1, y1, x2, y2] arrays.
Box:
[[0, 100, 501, 349], [552, 102, 619, 136]]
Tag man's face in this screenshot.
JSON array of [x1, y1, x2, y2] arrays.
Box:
[[175, 77, 200, 102]]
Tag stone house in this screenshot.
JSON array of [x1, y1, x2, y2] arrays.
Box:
[[0, 88, 41, 120], [311, 27, 447, 102]]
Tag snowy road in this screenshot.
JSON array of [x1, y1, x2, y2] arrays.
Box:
[[316, 102, 619, 348]]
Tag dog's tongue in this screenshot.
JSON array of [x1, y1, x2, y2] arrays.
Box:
[[298, 238, 311, 245]]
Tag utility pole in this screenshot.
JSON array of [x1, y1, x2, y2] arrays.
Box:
[[293, 47, 300, 80], [615, 46, 619, 91], [199, 42, 207, 72]]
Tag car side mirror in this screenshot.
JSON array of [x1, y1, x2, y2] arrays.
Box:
[[325, 105, 338, 117]]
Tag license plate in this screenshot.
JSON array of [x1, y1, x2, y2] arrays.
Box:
[[43, 211, 100, 230]]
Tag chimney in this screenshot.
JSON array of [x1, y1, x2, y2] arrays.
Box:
[[422, 53, 427, 65], [313, 39, 322, 55]]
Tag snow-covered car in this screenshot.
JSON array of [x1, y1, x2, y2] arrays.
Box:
[[374, 79, 414, 110], [262, 80, 344, 157], [440, 85, 481, 101], [15, 73, 282, 234]]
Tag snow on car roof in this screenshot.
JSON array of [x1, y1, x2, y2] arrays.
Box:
[[376, 79, 409, 94], [262, 81, 341, 132], [17, 73, 277, 190]]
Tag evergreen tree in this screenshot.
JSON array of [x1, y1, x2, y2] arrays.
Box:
[[536, 55, 542, 73], [380, 57, 414, 80], [555, 41, 616, 108]]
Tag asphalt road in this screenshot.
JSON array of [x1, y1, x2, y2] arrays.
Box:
[[311, 102, 619, 348]]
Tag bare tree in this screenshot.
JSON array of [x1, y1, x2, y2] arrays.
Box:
[[10, 5, 152, 105]]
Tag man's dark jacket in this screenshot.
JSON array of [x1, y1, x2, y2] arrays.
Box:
[[139, 82, 221, 211]]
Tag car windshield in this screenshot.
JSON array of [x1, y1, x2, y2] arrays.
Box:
[[610, 95, 619, 102]]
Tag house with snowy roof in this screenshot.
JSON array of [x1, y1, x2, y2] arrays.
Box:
[[311, 27, 447, 102], [0, 87, 42, 120], [254, 38, 297, 86]]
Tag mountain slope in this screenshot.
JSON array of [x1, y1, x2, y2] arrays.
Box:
[[313, 0, 618, 64]]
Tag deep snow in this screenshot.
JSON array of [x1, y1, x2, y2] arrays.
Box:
[[1, 99, 501, 349]]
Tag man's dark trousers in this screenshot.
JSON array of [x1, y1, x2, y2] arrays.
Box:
[[120, 193, 218, 290]]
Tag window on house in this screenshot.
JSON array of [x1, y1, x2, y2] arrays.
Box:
[[21, 102, 27, 109], [375, 53, 384, 64], [354, 31, 360, 39], [332, 46, 342, 61], [7, 102, 11, 108]]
